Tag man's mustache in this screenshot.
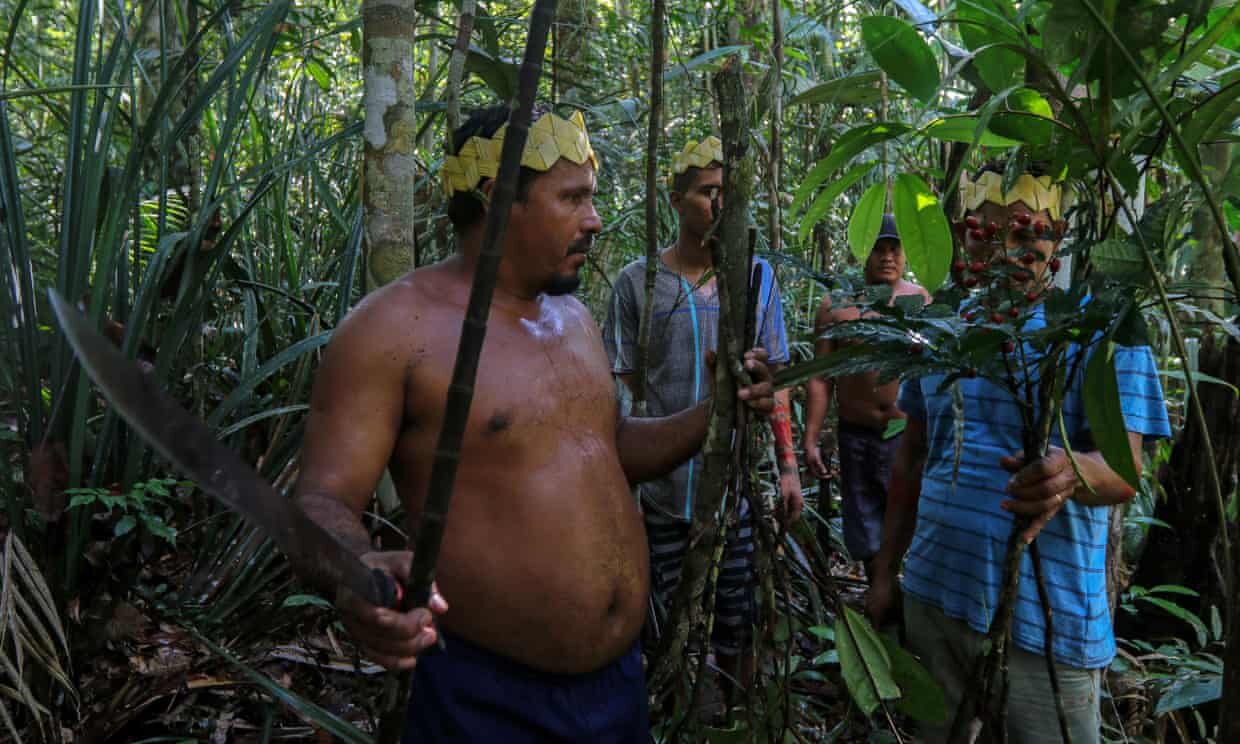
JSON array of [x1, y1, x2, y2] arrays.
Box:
[[568, 236, 595, 255]]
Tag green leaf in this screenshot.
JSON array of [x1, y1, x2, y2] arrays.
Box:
[[1090, 237, 1146, 281], [956, 0, 1023, 92], [790, 70, 886, 107], [1083, 341, 1140, 490], [114, 515, 137, 537], [797, 161, 878, 244], [879, 634, 947, 723], [923, 116, 1021, 147], [848, 183, 888, 263], [802, 123, 911, 195], [882, 418, 908, 440], [1153, 676, 1221, 715], [304, 56, 332, 91], [892, 173, 952, 291], [281, 594, 334, 609], [860, 17, 940, 103], [663, 45, 747, 81], [990, 88, 1055, 145], [835, 604, 900, 715], [1139, 596, 1209, 646]]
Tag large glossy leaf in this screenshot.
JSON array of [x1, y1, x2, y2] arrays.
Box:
[[990, 88, 1056, 145], [835, 604, 900, 715], [860, 16, 940, 103], [892, 173, 952, 291], [956, 0, 1023, 93], [879, 634, 947, 723], [790, 70, 886, 106], [796, 161, 878, 244], [848, 182, 888, 263], [1083, 340, 1140, 489], [923, 116, 1021, 147]]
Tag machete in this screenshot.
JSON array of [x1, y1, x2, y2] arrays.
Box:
[[49, 290, 397, 609]]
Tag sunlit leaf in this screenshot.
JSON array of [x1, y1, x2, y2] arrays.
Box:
[[861, 16, 940, 103], [848, 182, 887, 263], [956, 0, 1023, 93], [990, 88, 1056, 145], [796, 161, 877, 244], [923, 116, 1021, 147], [892, 173, 952, 291]]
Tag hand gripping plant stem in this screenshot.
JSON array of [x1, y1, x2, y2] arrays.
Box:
[[374, 1, 558, 740]]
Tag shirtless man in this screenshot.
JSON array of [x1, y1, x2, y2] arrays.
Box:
[[291, 105, 775, 741], [802, 214, 930, 576]]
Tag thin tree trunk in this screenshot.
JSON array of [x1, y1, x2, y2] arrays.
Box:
[[363, 0, 419, 287], [445, 0, 476, 139], [373, 2, 558, 740], [768, 0, 783, 254], [647, 50, 754, 707], [632, 0, 664, 416]]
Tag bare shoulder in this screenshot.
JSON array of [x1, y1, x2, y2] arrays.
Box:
[[328, 266, 458, 364], [554, 293, 604, 339]]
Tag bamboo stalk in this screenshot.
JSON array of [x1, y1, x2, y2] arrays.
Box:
[[632, 0, 665, 416], [374, 1, 558, 740]]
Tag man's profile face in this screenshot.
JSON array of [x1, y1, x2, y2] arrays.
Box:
[[671, 166, 723, 240], [960, 199, 1060, 291], [506, 158, 602, 296], [865, 238, 905, 285]]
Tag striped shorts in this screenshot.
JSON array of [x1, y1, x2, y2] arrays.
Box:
[[643, 499, 755, 656]]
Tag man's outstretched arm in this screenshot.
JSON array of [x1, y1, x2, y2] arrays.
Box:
[[615, 349, 774, 484]]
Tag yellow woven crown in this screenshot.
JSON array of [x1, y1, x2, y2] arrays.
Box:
[[668, 136, 723, 186], [960, 170, 1063, 220], [441, 110, 599, 196]]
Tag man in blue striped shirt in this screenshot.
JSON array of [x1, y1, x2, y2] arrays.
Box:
[[866, 164, 1172, 743]]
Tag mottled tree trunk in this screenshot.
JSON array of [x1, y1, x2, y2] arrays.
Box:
[[553, 0, 593, 102], [1186, 143, 1233, 318], [363, 0, 419, 287]]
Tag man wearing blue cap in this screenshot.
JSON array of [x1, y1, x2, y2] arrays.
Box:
[[802, 214, 929, 578]]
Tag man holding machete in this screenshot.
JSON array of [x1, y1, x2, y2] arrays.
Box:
[[293, 104, 777, 740]]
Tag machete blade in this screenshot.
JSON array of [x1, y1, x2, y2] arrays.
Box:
[[49, 290, 394, 608]]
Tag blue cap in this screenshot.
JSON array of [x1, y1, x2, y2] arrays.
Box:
[[877, 213, 899, 242]]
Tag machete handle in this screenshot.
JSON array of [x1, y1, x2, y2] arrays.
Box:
[[372, 568, 402, 609]]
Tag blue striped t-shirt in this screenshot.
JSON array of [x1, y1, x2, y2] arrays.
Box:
[[897, 308, 1171, 668]]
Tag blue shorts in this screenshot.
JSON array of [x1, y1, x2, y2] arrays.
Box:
[[403, 632, 649, 743]]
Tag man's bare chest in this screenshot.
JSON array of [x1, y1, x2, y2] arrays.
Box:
[[403, 315, 616, 441]]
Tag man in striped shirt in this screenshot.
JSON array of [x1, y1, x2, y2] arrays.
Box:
[[866, 164, 1171, 743]]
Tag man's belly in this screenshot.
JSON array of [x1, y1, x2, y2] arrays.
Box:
[[836, 374, 902, 430], [400, 470, 649, 675]]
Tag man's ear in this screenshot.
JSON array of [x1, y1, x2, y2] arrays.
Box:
[[669, 190, 682, 212]]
